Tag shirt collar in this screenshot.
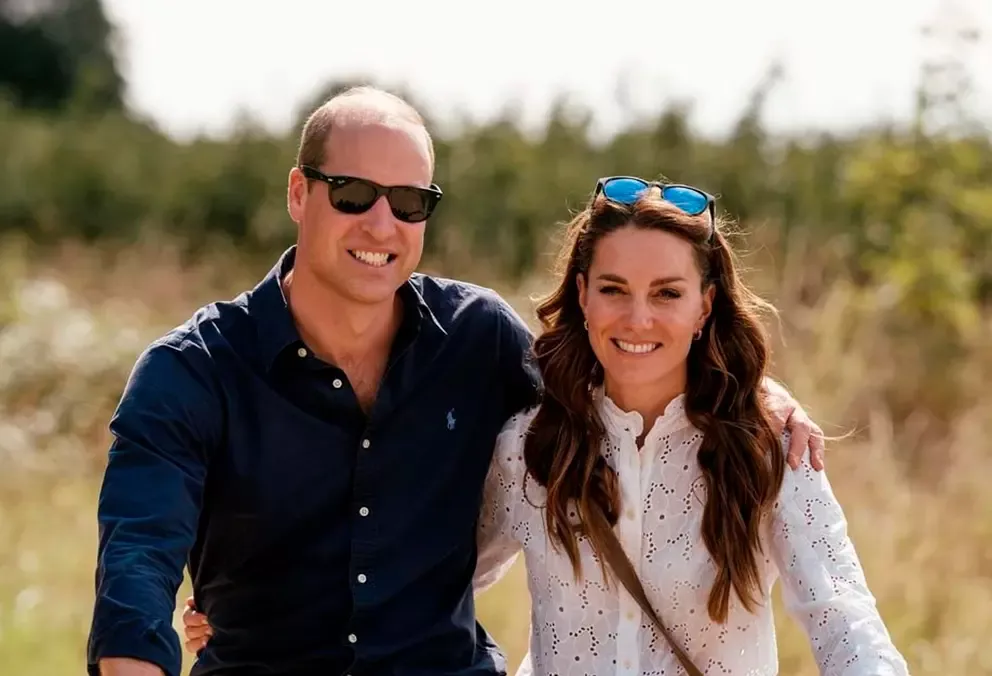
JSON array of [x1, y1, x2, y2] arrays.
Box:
[[248, 246, 302, 373], [248, 246, 448, 373], [592, 386, 691, 441], [404, 273, 448, 340]]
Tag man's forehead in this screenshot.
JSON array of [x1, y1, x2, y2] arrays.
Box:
[[323, 118, 433, 184], [323, 97, 427, 149]]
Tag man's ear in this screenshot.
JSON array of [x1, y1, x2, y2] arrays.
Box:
[[287, 167, 308, 224]]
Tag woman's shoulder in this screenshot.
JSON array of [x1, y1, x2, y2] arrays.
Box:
[[491, 405, 540, 476], [499, 404, 541, 438]]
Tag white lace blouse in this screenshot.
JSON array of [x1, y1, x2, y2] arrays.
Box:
[[475, 390, 908, 676]]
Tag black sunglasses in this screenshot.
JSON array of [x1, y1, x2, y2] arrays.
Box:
[[594, 176, 716, 239], [300, 165, 443, 223]]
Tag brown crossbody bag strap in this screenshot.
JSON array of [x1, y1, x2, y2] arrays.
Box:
[[586, 506, 704, 676]]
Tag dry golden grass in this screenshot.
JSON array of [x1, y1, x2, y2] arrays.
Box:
[[1, 238, 990, 675]]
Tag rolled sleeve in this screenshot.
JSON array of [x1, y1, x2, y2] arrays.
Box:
[[87, 336, 220, 676]]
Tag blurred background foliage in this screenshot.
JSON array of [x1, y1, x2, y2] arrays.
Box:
[[0, 1, 990, 674]]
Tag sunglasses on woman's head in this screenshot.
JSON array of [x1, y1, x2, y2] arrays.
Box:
[[300, 165, 443, 223], [595, 176, 716, 239]]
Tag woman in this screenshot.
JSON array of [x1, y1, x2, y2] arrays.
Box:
[[184, 177, 908, 674]]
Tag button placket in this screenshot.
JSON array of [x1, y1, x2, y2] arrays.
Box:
[[351, 423, 379, 623], [615, 434, 644, 675]]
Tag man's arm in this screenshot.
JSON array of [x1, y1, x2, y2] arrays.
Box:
[[495, 297, 542, 418], [762, 376, 826, 470], [491, 293, 821, 470], [98, 657, 170, 676], [87, 338, 220, 676]]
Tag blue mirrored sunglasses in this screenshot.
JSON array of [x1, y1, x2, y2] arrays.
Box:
[[594, 176, 716, 238]]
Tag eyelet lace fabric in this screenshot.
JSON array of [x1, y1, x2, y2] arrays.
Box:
[[475, 391, 908, 676]]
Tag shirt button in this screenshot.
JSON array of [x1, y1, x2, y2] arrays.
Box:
[[347, 633, 358, 644], [626, 508, 636, 520], [297, 347, 307, 358], [361, 439, 370, 449], [359, 506, 370, 517], [332, 378, 343, 388], [357, 573, 367, 583], [626, 610, 636, 621]]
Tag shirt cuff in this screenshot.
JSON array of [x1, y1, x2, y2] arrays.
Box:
[[87, 617, 181, 676]]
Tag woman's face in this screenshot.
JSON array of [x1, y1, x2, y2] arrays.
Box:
[[577, 225, 714, 401]]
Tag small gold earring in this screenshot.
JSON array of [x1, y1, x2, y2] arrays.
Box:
[[583, 319, 589, 330]]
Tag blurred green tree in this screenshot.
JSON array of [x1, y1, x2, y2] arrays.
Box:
[[0, 0, 123, 112]]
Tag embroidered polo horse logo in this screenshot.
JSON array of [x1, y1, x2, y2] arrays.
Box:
[[446, 409, 457, 431]]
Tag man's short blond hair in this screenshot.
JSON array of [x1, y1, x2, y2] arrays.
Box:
[[295, 86, 435, 172]]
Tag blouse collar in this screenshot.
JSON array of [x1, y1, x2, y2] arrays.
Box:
[[592, 386, 692, 442]]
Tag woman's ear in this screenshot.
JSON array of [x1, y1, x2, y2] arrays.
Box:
[[699, 283, 715, 329]]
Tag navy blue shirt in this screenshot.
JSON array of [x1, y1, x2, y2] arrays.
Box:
[[87, 247, 541, 676]]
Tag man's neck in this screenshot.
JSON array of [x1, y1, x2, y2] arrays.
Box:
[[282, 268, 401, 369]]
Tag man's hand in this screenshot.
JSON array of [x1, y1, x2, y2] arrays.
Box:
[[98, 657, 165, 676], [182, 596, 214, 654], [763, 378, 825, 471]]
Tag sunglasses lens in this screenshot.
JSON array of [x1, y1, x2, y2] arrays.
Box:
[[329, 179, 435, 223], [388, 188, 432, 223], [662, 186, 708, 216], [329, 179, 378, 214], [602, 178, 648, 204]]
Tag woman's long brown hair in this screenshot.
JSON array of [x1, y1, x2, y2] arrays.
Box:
[[524, 191, 785, 622]]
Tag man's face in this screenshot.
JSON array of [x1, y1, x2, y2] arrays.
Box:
[[288, 118, 434, 306]]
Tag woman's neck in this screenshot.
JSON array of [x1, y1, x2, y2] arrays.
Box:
[[604, 368, 687, 432]]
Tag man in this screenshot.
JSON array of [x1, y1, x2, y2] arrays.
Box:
[[87, 86, 824, 676]]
